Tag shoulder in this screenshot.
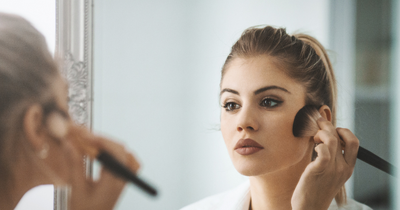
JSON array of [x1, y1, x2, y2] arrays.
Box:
[[180, 181, 250, 210], [328, 198, 373, 210]]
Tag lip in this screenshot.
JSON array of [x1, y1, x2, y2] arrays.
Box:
[[234, 138, 264, 155]]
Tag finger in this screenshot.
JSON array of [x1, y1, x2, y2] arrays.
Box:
[[337, 128, 359, 167], [93, 138, 127, 197], [309, 143, 331, 173], [313, 130, 337, 161], [317, 117, 338, 138], [317, 117, 342, 156], [94, 136, 141, 173], [94, 136, 128, 162], [126, 152, 141, 173], [66, 124, 95, 155], [92, 136, 131, 188], [95, 165, 126, 202]]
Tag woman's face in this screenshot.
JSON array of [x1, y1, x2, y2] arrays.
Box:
[[220, 56, 313, 176]]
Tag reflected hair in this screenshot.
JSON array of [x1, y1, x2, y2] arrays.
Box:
[[0, 13, 58, 190], [221, 26, 344, 205]]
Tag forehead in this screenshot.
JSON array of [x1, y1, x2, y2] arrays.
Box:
[[220, 56, 304, 95]]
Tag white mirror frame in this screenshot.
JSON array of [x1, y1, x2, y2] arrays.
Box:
[[55, 0, 93, 209]]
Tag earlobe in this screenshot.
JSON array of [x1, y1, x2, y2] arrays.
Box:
[[318, 105, 332, 122], [23, 104, 46, 150]]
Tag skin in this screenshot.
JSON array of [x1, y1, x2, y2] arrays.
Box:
[[220, 56, 359, 210], [0, 75, 140, 210]]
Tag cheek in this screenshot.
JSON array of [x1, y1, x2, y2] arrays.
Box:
[[220, 110, 243, 157], [263, 113, 309, 156], [220, 112, 233, 146], [261, 111, 293, 140], [46, 141, 74, 182], [267, 114, 292, 135]]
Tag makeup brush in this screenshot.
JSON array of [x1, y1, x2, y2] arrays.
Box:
[[292, 105, 396, 177], [47, 113, 158, 196]]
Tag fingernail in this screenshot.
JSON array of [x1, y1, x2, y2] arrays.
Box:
[[318, 117, 326, 121]]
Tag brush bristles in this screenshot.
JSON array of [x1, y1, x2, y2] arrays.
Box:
[[47, 113, 68, 139], [293, 105, 321, 137]]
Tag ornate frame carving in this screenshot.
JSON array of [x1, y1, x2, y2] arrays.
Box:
[[55, 0, 93, 209]]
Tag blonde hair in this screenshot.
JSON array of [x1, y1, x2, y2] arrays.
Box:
[[221, 26, 344, 205], [0, 13, 58, 190]]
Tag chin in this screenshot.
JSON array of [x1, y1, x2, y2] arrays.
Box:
[[231, 152, 307, 177], [235, 166, 265, 176], [231, 156, 281, 176]]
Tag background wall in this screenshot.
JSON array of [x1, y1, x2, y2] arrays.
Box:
[[0, 0, 55, 53], [93, 1, 331, 209]]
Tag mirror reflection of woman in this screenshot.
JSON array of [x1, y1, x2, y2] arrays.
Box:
[[181, 26, 372, 210], [0, 13, 140, 210]]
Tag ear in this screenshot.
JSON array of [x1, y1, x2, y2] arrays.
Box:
[[23, 104, 47, 151], [318, 105, 332, 122]]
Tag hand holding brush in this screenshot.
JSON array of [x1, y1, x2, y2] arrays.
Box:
[[291, 105, 361, 210], [46, 111, 158, 202], [292, 105, 396, 177]]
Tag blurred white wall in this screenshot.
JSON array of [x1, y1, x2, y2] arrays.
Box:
[[93, 1, 331, 209], [0, 0, 56, 53], [0, 1, 55, 209]]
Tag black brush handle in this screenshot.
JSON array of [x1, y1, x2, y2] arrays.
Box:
[[357, 146, 396, 177], [97, 151, 158, 196]]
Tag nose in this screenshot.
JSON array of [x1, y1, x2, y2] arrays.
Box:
[[236, 105, 259, 132]]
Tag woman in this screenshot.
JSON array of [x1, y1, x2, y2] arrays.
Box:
[[181, 26, 371, 209], [0, 13, 139, 210]]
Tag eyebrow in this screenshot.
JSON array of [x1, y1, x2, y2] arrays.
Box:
[[254, 85, 291, 95], [220, 88, 240, 96], [220, 85, 291, 96]]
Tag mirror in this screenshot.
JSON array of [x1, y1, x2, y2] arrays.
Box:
[[92, 1, 398, 210], [0, 0, 56, 209]]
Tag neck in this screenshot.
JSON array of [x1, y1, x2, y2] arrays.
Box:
[[249, 150, 313, 210], [0, 153, 51, 210]]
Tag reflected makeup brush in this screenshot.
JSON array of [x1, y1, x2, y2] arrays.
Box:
[[47, 112, 158, 196], [292, 105, 396, 177]]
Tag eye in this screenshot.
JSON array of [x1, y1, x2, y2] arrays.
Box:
[[223, 102, 241, 111], [260, 98, 282, 108]]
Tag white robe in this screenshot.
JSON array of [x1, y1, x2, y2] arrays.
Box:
[[180, 181, 372, 210]]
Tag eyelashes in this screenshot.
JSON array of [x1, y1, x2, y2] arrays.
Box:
[[260, 98, 282, 108], [222, 102, 241, 111], [222, 98, 283, 112]]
